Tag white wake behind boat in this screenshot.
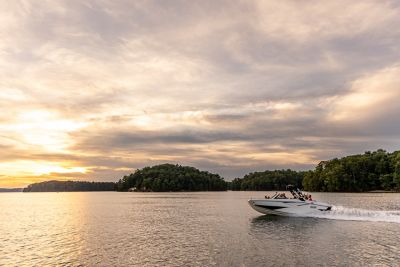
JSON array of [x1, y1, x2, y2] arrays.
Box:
[[248, 185, 332, 216]]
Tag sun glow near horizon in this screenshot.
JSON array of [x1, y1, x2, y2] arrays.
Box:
[[3, 109, 87, 150], [0, 160, 87, 176], [1, 1, 400, 187], [0, 160, 88, 188]]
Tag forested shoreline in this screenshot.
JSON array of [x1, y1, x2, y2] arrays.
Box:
[[228, 149, 400, 192], [302, 149, 400, 192], [23, 180, 116, 192], [22, 149, 400, 192], [228, 169, 304, 191], [229, 149, 400, 192]]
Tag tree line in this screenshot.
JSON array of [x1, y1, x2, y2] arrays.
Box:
[[22, 149, 400, 192], [228, 169, 304, 191], [23, 180, 116, 192], [228, 149, 400, 192], [302, 149, 400, 192]]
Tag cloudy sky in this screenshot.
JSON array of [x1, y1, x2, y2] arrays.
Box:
[[1, 0, 400, 187]]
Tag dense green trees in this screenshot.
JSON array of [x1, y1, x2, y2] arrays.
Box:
[[228, 169, 304, 191], [228, 150, 400, 192], [23, 180, 116, 192], [116, 163, 227, 191], [302, 149, 400, 192], [22, 150, 400, 193]]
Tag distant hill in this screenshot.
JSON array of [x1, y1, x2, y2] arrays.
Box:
[[0, 188, 23, 192], [23, 180, 116, 192], [116, 163, 227, 192]]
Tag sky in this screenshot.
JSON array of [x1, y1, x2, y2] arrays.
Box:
[[1, 0, 400, 187]]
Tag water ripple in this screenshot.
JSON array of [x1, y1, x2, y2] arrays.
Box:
[[1, 192, 399, 266]]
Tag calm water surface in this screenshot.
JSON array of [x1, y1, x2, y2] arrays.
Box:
[[1, 191, 400, 266]]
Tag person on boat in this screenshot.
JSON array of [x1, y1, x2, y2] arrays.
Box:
[[308, 194, 313, 201]]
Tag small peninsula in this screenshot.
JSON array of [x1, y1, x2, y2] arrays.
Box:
[[0, 188, 23, 192], [116, 163, 227, 191], [23, 180, 116, 192]]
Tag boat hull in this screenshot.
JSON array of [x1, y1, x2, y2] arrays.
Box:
[[248, 199, 332, 216]]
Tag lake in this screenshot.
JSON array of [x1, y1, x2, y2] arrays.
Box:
[[1, 191, 399, 266]]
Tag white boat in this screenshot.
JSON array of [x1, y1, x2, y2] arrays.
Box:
[[248, 185, 332, 216]]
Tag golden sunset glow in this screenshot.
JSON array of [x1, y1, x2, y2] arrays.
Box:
[[0, 161, 86, 176], [1, 0, 400, 187]]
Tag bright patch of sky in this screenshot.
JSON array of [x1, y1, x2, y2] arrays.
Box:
[[1, 0, 400, 187]]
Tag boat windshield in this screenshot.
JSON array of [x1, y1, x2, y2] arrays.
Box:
[[271, 193, 288, 199], [266, 186, 307, 201], [286, 185, 306, 201]]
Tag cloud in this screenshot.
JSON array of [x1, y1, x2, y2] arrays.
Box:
[[1, 1, 400, 186], [328, 65, 400, 125], [254, 1, 400, 42]]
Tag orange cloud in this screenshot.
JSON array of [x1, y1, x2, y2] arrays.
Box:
[[1, 1, 400, 187]]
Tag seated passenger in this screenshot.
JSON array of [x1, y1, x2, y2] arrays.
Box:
[[309, 194, 313, 201]]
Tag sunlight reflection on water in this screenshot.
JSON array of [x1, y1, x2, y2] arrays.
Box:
[[1, 192, 399, 266]]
